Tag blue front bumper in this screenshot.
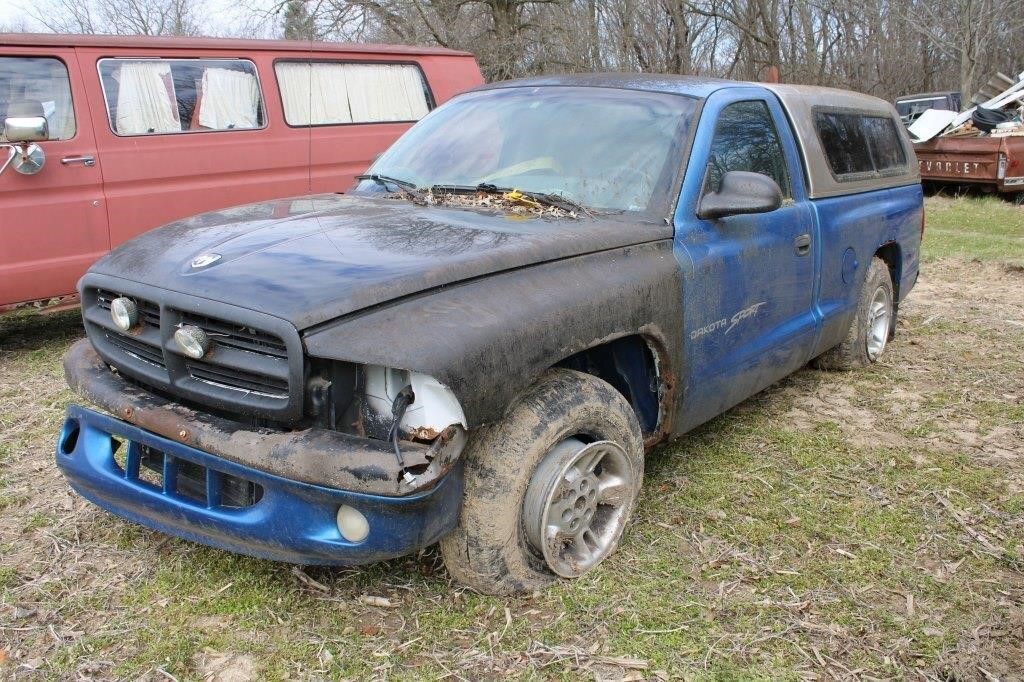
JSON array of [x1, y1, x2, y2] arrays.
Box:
[[56, 405, 463, 565]]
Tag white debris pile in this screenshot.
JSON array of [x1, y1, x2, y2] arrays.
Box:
[[908, 69, 1024, 143]]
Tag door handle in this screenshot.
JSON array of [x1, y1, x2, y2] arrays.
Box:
[[61, 155, 96, 167], [794, 233, 811, 256]]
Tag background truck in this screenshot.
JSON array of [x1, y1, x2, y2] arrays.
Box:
[[913, 135, 1024, 201]]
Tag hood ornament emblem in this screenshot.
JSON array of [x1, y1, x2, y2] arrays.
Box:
[[190, 252, 221, 268]]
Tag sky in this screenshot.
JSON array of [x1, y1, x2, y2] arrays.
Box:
[[0, 0, 281, 36]]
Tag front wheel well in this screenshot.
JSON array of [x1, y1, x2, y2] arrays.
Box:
[[554, 335, 662, 437]]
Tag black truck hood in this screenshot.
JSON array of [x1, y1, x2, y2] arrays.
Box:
[[89, 194, 671, 330]]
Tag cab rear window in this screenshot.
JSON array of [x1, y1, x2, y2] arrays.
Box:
[[815, 111, 907, 179]]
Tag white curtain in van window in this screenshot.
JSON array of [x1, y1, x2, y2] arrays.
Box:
[[344, 64, 429, 122], [198, 68, 260, 130], [115, 61, 179, 134], [277, 61, 352, 125]]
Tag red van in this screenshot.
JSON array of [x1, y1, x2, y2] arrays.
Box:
[[0, 34, 483, 311]]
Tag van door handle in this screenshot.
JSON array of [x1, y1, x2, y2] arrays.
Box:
[[794, 233, 811, 256], [61, 155, 96, 167]]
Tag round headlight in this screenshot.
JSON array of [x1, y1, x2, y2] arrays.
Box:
[[336, 505, 369, 543], [174, 325, 210, 359], [110, 297, 139, 331]]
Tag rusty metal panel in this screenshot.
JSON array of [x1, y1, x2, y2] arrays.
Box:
[[916, 152, 1000, 182], [914, 136, 1024, 193]]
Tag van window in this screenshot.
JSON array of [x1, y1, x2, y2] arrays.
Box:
[[98, 59, 264, 136], [0, 57, 76, 141], [275, 61, 430, 126], [815, 111, 907, 178], [705, 100, 791, 199]]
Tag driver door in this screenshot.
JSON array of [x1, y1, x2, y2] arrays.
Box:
[[1, 50, 108, 307], [672, 89, 818, 431]]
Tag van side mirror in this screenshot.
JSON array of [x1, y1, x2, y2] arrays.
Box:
[[4, 116, 49, 143], [2, 117, 49, 177], [698, 170, 783, 220]]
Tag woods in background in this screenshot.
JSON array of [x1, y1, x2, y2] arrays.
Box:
[[17, 0, 1024, 101]]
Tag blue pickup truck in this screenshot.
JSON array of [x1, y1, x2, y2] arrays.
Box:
[[56, 74, 923, 595]]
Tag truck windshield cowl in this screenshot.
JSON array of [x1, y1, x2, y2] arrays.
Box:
[[352, 86, 697, 214]]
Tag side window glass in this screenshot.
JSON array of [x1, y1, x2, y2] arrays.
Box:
[[862, 116, 906, 172], [98, 59, 264, 136], [705, 100, 791, 199], [0, 56, 76, 141], [815, 111, 907, 179], [815, 112, 867, 175], [275, 61, 430, 126]]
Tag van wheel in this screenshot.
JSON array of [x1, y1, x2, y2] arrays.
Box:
[[439, 368, 644, 595], [814, 257, 895, 370]]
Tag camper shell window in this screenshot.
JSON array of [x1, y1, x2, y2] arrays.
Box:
[[814, 109, 908, 180]]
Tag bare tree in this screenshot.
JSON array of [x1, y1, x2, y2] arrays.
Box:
[[906, 0, 1024, 100], [281, 0, 315, 39], [0, 18, 34, 32], [18, 0, 1020, 102], [28, 0, 200, 36]]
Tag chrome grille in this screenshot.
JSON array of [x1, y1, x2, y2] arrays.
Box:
[[83, 285, 302, 422], [185, 359, 289, 398], [104, 331, 165, 369], [179, 312, 287, 358]]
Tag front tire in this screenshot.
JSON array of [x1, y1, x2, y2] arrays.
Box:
[[814, 257, 895, 370], [439, 368, 644, 595]]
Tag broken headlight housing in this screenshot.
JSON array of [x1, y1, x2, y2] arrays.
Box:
[[306, 360, 466, 443]]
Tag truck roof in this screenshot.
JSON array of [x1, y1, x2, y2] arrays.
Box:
[[477, 73, 736, 99], [896, 91, 959, 101], [0, 32, 474, 57], [483, 75, 919, 199]]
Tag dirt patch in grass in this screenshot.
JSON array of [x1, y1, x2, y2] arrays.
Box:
[[1, 200, 1022, 679]]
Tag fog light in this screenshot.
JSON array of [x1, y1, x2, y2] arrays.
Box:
[[174, 325, 210, 359], [336, 505, 369, 543], [110, 297, 139, 331]]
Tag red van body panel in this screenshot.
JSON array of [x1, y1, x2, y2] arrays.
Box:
[[0, 35, 484, 310], [2, 46, 110, 305]]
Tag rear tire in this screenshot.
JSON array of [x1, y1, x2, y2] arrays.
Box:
[[439, 368, 644, 595], [814, 257, 895, 370]]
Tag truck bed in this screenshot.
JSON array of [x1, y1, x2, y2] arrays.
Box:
[[913, 135, 1024, 193]]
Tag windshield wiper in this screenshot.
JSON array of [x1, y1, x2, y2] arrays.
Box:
[[356, 173, 420, 191], [356, 173, 429, 204], [429, 183, 590, 214]]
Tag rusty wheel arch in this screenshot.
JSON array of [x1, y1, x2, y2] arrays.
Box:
[[874, 241, 902, 299]]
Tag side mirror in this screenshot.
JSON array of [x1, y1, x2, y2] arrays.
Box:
[[698, 170, 783, 221], [4, 116, 49, 143]]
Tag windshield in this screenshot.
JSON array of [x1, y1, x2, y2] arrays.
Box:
[[354, 86, 697, 213]]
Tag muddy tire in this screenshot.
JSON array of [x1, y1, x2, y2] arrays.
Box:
[[813, 257, 895, 371], [439, 368, 644, 595]]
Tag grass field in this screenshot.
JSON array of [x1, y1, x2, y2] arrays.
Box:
[[923, 194, 1024, 264], [1, 196, 1022, 680]]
